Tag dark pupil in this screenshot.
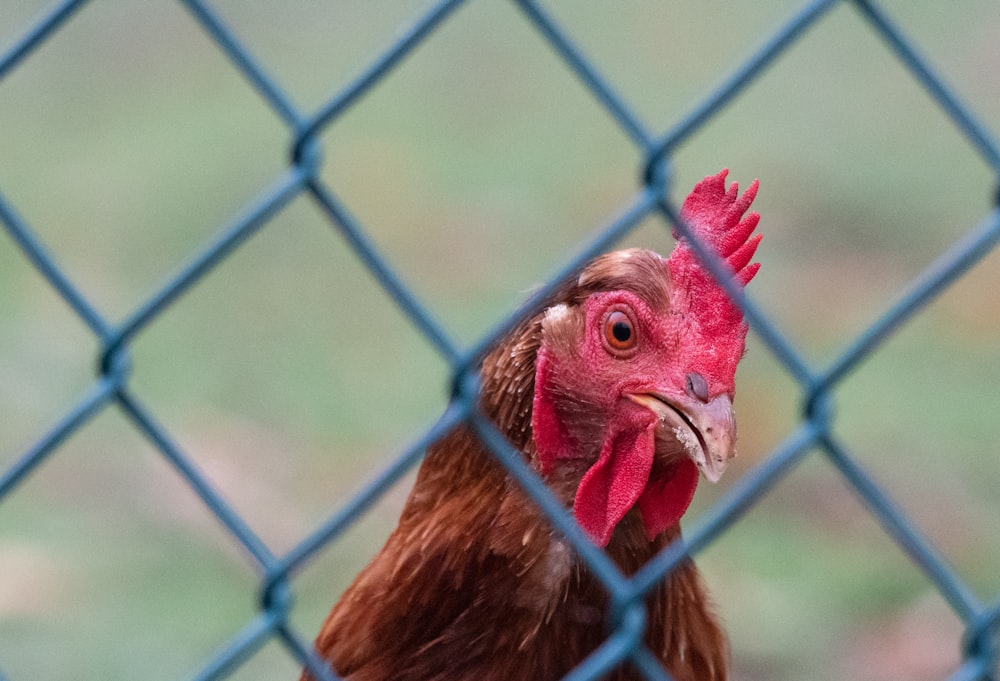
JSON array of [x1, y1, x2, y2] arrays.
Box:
[[612, 320, 632, 343]]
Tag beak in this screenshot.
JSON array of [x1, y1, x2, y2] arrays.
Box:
[[628, 392, 737, 483]]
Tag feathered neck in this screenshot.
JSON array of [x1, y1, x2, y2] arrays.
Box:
[[396, 420, 729, 681]]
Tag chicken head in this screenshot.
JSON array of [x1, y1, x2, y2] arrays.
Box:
[[531, 169, 761, 547]]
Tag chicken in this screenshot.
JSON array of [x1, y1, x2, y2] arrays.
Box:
[[301, 169, 762, 681]]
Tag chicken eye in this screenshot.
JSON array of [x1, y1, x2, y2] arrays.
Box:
[[603, 309, 637, 352]]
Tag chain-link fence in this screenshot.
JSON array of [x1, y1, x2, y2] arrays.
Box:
[[2, 1, 998, 680]]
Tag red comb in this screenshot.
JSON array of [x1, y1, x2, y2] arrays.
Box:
[[666, 169, 762, 391], [674, 168, 762, 286]]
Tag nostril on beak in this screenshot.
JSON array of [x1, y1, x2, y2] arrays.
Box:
[[685, 372, 710, 403]]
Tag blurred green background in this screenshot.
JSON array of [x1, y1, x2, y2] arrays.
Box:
[[2, 2, 999, 680]]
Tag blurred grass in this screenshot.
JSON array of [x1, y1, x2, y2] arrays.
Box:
[[1, 2, 999, 681]]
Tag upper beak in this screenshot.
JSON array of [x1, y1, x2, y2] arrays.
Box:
[[628, 392, 737, 483]]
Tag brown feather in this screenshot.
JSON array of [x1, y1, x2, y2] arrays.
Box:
[[302, 250, 729, 681]]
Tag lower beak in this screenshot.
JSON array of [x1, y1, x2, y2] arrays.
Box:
[[629, 393, 737, 483]]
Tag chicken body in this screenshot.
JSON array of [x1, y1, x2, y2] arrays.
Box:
[[303, 170, 761, 681], [308, 428, 725, 681]]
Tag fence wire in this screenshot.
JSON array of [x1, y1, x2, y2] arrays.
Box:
[[1, 1, 999, 680]]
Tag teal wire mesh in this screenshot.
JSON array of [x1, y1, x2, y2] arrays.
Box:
[[1, 2, 998, 680]]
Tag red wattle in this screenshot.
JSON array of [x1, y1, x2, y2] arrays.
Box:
[[573, 410, 657, 547], [636, 458, 699, 541]]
